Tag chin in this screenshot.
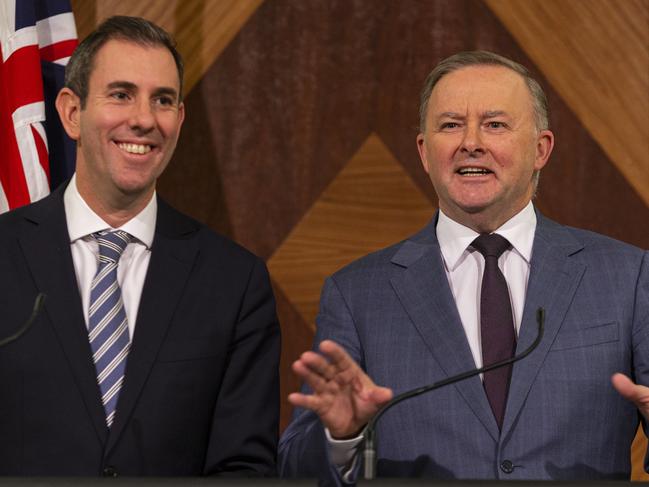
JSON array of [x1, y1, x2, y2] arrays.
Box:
[[115, 179, 155, 197], [454, 197, 497, 213]]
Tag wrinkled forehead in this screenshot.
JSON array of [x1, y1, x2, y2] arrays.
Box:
[[429, 65, 534, 118]]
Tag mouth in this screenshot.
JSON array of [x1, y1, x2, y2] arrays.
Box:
[[456, 166, 493, 177], [116, 142, 154, 155]]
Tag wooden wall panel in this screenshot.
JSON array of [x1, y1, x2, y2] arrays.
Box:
[[65, 0, 649, 477], [163, 0, 386, 259], [485, 0, 649, 206], [70, 0, 263, 94], [268, 134, 434, 330]]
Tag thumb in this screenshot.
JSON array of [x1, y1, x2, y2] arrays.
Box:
[[612, 373, 644, 402], [368, 386, 393, 406]]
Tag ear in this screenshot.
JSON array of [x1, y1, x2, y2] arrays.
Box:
[[534, 129, 554, 171], [177, 101, 186, 128], [55, 87, 82, 140], [416, 133, 430, 174]]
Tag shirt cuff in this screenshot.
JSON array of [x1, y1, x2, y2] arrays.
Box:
[[325, 427, 364, 482]]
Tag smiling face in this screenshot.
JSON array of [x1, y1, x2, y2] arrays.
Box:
[[57, 38, 184, 219], [417, 65, 553, 232]]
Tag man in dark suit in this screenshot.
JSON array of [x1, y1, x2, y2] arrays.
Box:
[[279, 51, 649, 483], [0, 16, 279, 476]]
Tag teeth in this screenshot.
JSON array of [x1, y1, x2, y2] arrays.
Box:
[[118, 142, 151, 154], [459, 167, 491, 176]]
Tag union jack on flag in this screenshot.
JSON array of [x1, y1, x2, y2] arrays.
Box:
[[0, 0, 78, 213]]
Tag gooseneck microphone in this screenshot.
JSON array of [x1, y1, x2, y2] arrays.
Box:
[[362, 307, 545, 480], [0, 293, 46, 348]]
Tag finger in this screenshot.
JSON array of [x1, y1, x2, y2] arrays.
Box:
[[319, 340, 362, 378], [287, 391, 329, 415], [288, 392, 316, 410], [611, 373, 649, 404], [292, 359, 334, 393], [298, 350, 337, 381], [319, 340, 383, 391], [354, 381, 393, 406], [287, 392, 308, 408], [367, 385, 394, 405]]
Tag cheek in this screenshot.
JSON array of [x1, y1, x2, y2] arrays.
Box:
[[158, 113, 182, 139], [424, 161, 449, 192], [488, 144, 524, 171], [78, 123, 100, 150], [427, 139, 456, 166]]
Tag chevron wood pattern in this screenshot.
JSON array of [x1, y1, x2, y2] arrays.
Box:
[[64, 0, 649, 477], [485, 0, 649, 207], [268, 134, 434, 329], [70, 0, 263, 94]]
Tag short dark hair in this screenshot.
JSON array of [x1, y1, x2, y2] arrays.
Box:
[[65, 16, 184, 108], [419, 50, 548, 132]]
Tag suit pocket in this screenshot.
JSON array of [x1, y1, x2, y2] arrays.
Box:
[[550, 321, 619, 352]]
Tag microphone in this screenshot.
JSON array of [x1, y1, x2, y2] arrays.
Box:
[[362, 307, 545, 480], [0, 293, 46, 348]]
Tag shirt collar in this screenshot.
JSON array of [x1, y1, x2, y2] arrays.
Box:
[[63, 173, 157, 248], [436, 201, 537, 271]]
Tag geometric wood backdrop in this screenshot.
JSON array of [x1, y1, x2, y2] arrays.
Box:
[[70, 0, 649, 479]]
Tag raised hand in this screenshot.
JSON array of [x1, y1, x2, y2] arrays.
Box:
[[288, 339, 393, 439]]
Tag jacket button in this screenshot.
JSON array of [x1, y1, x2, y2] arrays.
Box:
[[500, 460, 514, 474], [102, 466, 118, 477]]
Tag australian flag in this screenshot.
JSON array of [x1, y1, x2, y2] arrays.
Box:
[[0, 0, 78, 213]]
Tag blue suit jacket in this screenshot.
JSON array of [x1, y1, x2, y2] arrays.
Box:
[[0, 184, 280, 476], [279, 211, 649, 482]]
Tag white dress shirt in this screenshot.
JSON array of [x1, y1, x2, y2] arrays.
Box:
[[64, 174, 157, 339], [328, 202, 538, 474], [437, 202, 536, 368]]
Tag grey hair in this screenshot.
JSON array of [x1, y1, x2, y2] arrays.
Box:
[[418, 50, 549, 132]]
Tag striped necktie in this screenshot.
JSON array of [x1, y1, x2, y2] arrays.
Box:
[[89, 230, 131, 428]]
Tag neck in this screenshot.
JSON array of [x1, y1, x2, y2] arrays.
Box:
[[441, 200, 531, 234], [75, 179, 153, 228]]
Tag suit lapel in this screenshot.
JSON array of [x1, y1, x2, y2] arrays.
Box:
[[17, 188, 109, 444], [106, 198, 199, 453], [389, 219, 500, 441], [501, 214, 585, 438]]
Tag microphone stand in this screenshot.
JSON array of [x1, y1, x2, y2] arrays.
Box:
[[0, 293, 46, 348], [362, 307, 545, 480]]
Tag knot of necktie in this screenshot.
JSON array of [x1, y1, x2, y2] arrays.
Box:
[[94, 230, 131, 264], [471, 233, 511, 259]]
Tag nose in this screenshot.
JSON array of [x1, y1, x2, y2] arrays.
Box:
[[460, 122, 484, 156], [128, 99, 155, 133]]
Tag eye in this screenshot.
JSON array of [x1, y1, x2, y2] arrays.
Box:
[[155, 95, 176, 107], [440, 122, 460, 130], [486, 121, 507, 129], [110, 91, 130, 101]]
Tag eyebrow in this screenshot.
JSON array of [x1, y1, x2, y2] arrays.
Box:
[[152, 87, 180, 99], [435, 110, 510, 121], [107, 81, 137, 92], [483, 110, 508, 119], [106, 81, 179, 100], [436, 112, 465, 120]]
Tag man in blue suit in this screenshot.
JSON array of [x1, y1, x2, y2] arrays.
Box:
[[278, 51, 649, 482], [0, 17, 279, 476]]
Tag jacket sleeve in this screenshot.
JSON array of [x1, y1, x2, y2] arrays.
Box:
[[279, 276, 364, 485], [203, 257, 281, 476]]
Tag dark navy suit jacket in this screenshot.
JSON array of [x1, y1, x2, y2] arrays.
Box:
[[0, 184, 280, 476]]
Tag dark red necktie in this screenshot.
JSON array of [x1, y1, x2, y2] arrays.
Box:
[[472, 233, 516, 430]]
